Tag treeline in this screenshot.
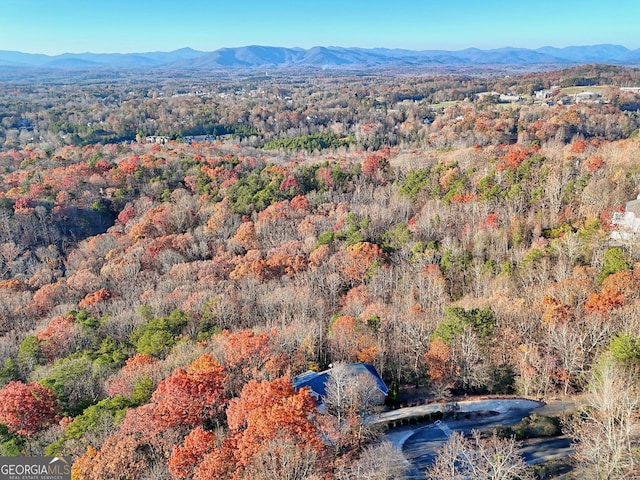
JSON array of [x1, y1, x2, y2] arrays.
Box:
[[2, 65, 640, 152], [263, 132, 354, 151]]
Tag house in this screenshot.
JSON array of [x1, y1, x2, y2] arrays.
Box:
[[535, 89, 553, 100], [293, 363, 388, 406], [499, 94, 522, 103], [574, 91, 601, 103], [145, 135, 169, 145], [611, 195, 640, 240]]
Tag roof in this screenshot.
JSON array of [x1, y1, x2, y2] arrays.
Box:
[[293, 362, 388, 399], [626, 198, 640, 217]]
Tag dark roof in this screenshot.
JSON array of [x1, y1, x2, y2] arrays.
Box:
[[293, 363, 388, 399]]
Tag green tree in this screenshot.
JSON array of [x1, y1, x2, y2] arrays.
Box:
[[130, 309, 189, 357], [17, 336, 44, 372], [608, 333, 640, 368], [599, 247, 633, 282]]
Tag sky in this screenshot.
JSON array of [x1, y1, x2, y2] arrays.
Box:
[[1, 0, 639, 55]]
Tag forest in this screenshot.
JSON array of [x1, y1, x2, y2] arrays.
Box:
[[0, 63, 640, 479]]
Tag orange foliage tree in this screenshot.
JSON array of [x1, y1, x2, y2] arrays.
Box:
[[217, 329, 289, 396], [328, 315, 379, 364], [585, 288, 626, 315], [194, 377, 325, 480], [340, 242, 384, 285], [151, 353, 227, 429], [35, 314, 78, 362], [424, 337, 458, 394], [169, 426, 218, 479], [541, 296, 574, 326]]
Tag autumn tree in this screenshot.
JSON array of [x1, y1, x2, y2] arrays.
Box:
[[328, 315, 379, 364], [151, 353, 227, 430], [0, 381, 60, 437], [104, 353, 158, 398], [216, 329, 289, 396], [424, 337, 458, 397], [196, 376, 325, 480], [73, 354, 227, 480], [340, 242, 384, 285], [35, 314, 78, 363], [169, 426, 218, 479]]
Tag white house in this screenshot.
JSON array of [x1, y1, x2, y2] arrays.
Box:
[[611, 195, 640, 240]]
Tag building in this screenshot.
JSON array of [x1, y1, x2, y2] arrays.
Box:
[[293, 363, 388, 406], [611, 195, 640, 240], [574, 91, 601, 103], [499, 94, 522, 103], [535, 89, 553, 100], [145, 135, 169, 144]]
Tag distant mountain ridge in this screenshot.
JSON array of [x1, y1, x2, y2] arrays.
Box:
[[1, 44, 639, 69]]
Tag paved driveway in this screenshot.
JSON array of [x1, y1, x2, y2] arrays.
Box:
[[380, 398, 576, 479]]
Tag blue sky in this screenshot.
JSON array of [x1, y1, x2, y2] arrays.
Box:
[[2, 1, 639, 54]]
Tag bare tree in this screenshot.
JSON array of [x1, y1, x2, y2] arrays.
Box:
[[321, 363, 384, 451], [336, 440, 407, 480], [426, 430, 533, 480], [564, 355, 640, 479], [241, 435, 323, 480]]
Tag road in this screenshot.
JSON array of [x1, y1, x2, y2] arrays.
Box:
[[384, 400, 575, 479]]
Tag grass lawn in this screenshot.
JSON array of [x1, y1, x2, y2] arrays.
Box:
[[560, 85, 610, 95]]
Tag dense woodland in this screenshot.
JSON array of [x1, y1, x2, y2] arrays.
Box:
[[1, 64, 640, 479]]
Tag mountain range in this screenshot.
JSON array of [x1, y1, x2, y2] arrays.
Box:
[[1, 44, 639, 70]]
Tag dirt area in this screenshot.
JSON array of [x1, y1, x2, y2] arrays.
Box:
[[397, 386, 433, 405]]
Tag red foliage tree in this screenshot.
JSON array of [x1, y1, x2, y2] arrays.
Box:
[[30, 281, 68, 316], [78, 288, 112, 309], [289, 194, 310, 211], [35, 314, 77, 363], [116, 204, 137, 227], [151, 354, 227, 429], [0, 381, 60, 437], [104, 354, 157, 398], [569, 139, 588, 154], [362, 152, 389, 178]]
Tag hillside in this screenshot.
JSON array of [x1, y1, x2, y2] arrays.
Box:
[[0, 65, 639, 478]]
